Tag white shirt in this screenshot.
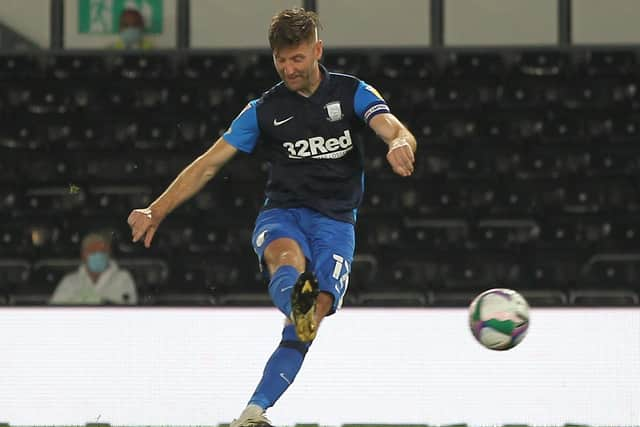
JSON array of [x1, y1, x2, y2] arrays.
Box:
[[49, 260, 138, 305]]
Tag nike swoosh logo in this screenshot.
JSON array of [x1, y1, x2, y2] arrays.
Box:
[[279, 373, 291, 384], [273, 116, 294, 126], [280, 285, 294, 293]]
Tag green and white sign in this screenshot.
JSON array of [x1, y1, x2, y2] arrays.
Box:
[[78, 0, 163, 34]]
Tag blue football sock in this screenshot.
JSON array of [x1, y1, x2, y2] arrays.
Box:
[[268, 265, 300, 317], [248, 324, 311, 410]]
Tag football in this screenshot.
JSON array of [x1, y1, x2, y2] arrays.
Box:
[[469, 288, 530, 351]]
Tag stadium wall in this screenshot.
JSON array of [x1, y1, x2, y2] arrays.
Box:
[[4, 0, 640, 50], [1, 308, 638, 426]]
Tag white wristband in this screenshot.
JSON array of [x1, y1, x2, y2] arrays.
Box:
[[389, 137, 410, 152]]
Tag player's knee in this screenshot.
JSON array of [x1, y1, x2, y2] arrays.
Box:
[[264, 238, 305, 272]]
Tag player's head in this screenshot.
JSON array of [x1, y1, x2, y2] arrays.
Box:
[[81, 232, 112, 274], [269, 8, 323, 92]]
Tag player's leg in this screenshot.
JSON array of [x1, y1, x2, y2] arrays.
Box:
[[304, 208, 355, 321], [230, 209, 313, 427], [263, 236, 306, 316]]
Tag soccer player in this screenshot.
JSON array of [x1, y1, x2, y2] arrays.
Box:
[[127, 8, 416, 427]]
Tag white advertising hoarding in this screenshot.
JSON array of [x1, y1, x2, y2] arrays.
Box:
[[0, 307, 638, 426]]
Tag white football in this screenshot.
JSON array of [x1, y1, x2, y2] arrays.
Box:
[[469, 288, 530, 351]]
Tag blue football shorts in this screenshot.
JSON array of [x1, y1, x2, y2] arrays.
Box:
[[251, 207, 355, 314]]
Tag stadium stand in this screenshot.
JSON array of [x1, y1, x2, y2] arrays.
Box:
[[1, 49, 640, 307]]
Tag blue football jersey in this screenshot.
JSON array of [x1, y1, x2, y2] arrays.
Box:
[[223, 64, 390, 223]]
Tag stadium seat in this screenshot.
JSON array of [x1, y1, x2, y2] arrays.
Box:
[[403, 218, 469, 251], [45, 54, 107, 80], [380, 256, 434, 291], [599, 217, 640, 251], [521, 249, 584, 289], [84, 155, 148, 183], [22, 157, 74, 185], [430, 290, 477, 307], [356, 291, 428, 307], [524, 146, 591, 178], [499, 80, 548, 110], [217, 292, 273, 307], [243, 53, 279, 81], [471, 218, 538, 250], [586, 115, 640, 143], [577, 49, 636, 77], [569, 289, 639, 305], [28, 257, 78, 302], [590, 145, 640, 176], [453, 146, 522, 178], [349, 253, 378, 292], [512, 50, 572, 77], [534, 216, 585, 250], [0, 120, 44, 149], [24, 186, 87, 216], [0, 258, 30, 294], [109, 54, 174, 80], [0, 187, 21, 218], [444, 52, 506, 79], [378, 53, 437, 80], [439, 250, 523, 290], [519, 289, 568, 306], [181, 54, 239, 81], [118, 257, 169, 299], [149, 292, 216, 306], [84, 185, 152, 218], [322, 52, 371, 78], [0, 54, 40, 80], [579, 252, 640, 289]]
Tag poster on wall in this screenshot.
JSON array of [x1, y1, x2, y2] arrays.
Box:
[[64, 0, 176, 48], [77, 0, 163, 35]]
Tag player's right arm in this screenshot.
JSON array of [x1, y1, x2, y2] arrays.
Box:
[[128, 100, 261, 248], [127, 138, 238, 247]]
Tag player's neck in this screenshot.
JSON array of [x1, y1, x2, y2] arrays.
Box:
[[297, 65, 322, 97]]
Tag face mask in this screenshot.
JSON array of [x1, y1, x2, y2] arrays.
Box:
[[120, 27, 143, 46], [87, 251, 109, 273]]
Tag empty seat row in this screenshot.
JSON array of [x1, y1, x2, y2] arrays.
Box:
[[4, 80, 639, 115], [4, 249, 640, 291], [2, 50, 640, 81]]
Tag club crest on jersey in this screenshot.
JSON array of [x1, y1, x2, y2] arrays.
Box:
[[324, 101, 343, 122]]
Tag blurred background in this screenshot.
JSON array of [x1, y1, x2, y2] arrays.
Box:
[[2, 0, 640, 309]]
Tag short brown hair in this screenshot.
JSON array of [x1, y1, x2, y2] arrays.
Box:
[[268, 8, 321, 51]]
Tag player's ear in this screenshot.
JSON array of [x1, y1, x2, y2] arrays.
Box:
[[315, 39, 323, 60]]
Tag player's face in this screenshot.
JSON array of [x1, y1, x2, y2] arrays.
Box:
[[273, 38, 323, 93]]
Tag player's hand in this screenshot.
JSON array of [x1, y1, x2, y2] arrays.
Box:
[[127, 207, 162, 248], [386, 137, 415, 177]]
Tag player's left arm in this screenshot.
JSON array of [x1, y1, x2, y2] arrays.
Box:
[[369, 113, 417, 177], [354, 80, 417, 177]]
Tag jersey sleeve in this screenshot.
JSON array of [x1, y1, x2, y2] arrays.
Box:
[[222, 99, 260, 153], [353, 80, 391, 124]]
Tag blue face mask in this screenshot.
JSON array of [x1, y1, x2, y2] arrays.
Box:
[[87, 251, 109, 273], [120, 27, 143, 46]]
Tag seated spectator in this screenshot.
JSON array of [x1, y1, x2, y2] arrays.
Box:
[[50, 232, 137, 305], [110, 8, 154, 50]]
